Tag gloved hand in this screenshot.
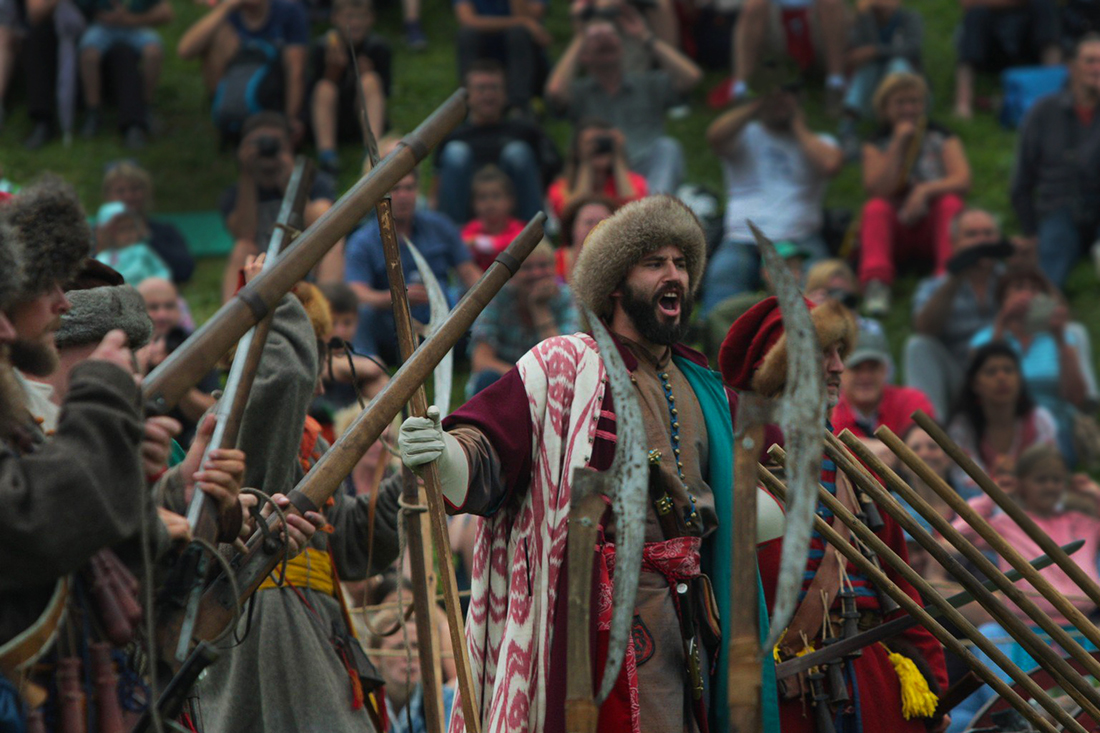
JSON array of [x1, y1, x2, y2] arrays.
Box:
[[398, 406, 470, 506]]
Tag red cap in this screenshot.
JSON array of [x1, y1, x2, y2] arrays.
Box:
[[718, 295, 816, 391]]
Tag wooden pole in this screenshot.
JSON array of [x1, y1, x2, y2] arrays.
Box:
[[760, 459, 1081, 733], [912, 410, 1100, 609], [829, 431, 1100, 719]]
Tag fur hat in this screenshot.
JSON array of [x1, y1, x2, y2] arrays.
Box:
[[719, 296, 856, 396], [292, 281, 333, 343], [4, 177, 92, 297], [0, 224, 24, 312], [55, 285, 153, 350], [571, 195, 706, 320]]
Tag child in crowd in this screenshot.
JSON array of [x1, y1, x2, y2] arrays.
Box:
[[94, 201, 171, 285], [460, 165, 525, 271], [310, 0, 391, 174], [316, 281, 389, 412]]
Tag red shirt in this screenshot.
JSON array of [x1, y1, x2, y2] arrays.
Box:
[[546, 172, 648, 219], [830, 384, 937, 439], [461, 218, 525, 271]]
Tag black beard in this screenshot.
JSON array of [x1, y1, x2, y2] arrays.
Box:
[[619, 282, 692, 347], [9, 338, 59, 377]]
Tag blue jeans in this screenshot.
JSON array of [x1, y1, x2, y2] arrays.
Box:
[[844, 57, 914, 117], [436, 139, 543, 224], [79, 23, 161, 53], [1036, 207, 1098, 288], [701, 233, 829, 314]]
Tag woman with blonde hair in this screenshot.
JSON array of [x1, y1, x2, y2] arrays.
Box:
[[858, 72, 971, 316]]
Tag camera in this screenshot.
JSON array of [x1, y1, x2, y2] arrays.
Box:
[[593, 135, 614, 155], [254, 134, 282, 159], [579, 4, 619, 20]]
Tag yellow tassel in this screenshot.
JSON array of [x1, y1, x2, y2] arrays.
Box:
[[886, 647, 939, 719], [773, 630, 816, 663]]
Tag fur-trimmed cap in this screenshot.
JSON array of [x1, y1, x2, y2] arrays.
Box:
[[571, 195, 706, 320], [55, 285, 153, 350], [4, 177, 92, 297], [719, 296, 857, 397], [0, 224, 24, 312]]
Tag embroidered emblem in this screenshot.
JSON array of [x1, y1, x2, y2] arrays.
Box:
[[632, 614, 654, 666]]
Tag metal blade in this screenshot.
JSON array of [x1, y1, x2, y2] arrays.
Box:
[[580, 306, 648, 703], [405, 236, 454, 418], [748, 221, 826, 652]]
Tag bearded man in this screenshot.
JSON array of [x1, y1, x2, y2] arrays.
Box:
[[719, 297, 950, 733], [398, 195, 779, 733]]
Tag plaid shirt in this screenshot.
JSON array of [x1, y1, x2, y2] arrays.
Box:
[[468, 284, 578, 364]]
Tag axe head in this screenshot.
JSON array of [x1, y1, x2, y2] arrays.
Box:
[[404, 236, 453, 417], [571, 306, 648, 704], [748, 221, 826, 653]]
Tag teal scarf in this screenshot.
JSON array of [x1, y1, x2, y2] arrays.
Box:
[[676, 356, 780, 733]]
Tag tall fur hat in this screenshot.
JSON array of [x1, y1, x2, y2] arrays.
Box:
[[719, 296, 857, 397], [292, 281, 333, 343], [55, 285, 153, 350], [4, 176, 92, 297], [571, 195, 706, 320], [0, 223, 24, 312]]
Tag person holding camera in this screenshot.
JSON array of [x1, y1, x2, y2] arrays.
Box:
[[545, 2, 702, 194], [218, 112, 339, 302], [701, 84, 842, 314], [546, 117, 646, 218], [969, 264, 1097, 465]]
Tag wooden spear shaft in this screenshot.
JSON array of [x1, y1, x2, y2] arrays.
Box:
[[878, 421, 1100, 653], [759, 458, 1079, 733], [830, 431, 1100, 719], [913, 410, 1100, 609]]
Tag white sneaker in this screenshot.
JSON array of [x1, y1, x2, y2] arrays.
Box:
[[863, 280, 891, 317]]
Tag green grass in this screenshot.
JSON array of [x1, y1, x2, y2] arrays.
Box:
[[4, 0, 1097, 378]]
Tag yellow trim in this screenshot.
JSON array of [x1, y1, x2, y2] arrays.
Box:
[[884, 644, 939, 719], [258, 548, 336, 597]]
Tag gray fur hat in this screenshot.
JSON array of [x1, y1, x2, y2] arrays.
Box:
[[571, 195, 707, 320], [0, 223, 24, 312], [55, 285, 152, 350], [4, 177, 92, 297]]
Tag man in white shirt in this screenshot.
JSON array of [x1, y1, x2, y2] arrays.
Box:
[[701, 85, 842, 313]]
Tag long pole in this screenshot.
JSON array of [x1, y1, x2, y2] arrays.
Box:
[[760, 457, 1082, 733], [829, 431, 1100, 718], [912, 410, 1100, 608]]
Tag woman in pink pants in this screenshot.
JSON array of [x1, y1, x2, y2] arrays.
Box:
[[859, 72, 971, 315]]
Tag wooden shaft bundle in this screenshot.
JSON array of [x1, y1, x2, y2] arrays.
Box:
[[757, 461, 1070, 733], [828, 431, 1100, 719]]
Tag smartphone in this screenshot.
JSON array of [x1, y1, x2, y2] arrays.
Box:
[[1024, 293, 1056, 335]]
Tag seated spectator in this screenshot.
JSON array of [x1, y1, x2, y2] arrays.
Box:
[[545, 7, 702, 194], [93, 202, 172, 285], [316, 281, 388, 412], [218, 112, 339, 301], [702, 84, 842, 313], [467, 240, 576, 395], [102, 160, 194, 283], [948, 341, 1058, 481], [177, 0, 308, 141], [136, 277, 218, 443], [895, 425, 974, 536], [0, 1, 15, 127], [454, 0, 550, 115], [728, 0, 847, 113], [366, 608, 456, 731], [344, 169, 482, 364], [547, 118, 646, 219], [804, 257, 885, 335], [970, 264, 1095, 465], [434, 59, 560, 223], [555, 193, 616, 282], [831, 326, 936, 439], [905, 208, 1007, 417], [78, 0, 172, 147], [20, 0, 86, 149], [461, 166, 525, 271], [954, 0, 1060, 119], [859, 72, 970, 316], [309, 0, 390, 176], [839, 0, 923, 156], [1010, 34, 1100, 288]]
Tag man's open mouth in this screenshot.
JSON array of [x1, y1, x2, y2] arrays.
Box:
[[657, 290, 681, 318]]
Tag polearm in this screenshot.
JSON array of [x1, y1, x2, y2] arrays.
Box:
[[775, 540, 1085, 679], [165, 159, 314, 665], [828, 430, 1100, 719], [171, 216, 546, 662], [759, 454, 1081, 733], [140, 89, 467, 417], [360, 105, 467, 733], [912, 409, 1100, 608]]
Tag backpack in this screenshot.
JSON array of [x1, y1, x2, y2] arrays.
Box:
[[1000, 65, 1068, 129], [211, 40, 285, 137]]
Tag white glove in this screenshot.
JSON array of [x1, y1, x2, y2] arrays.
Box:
[[398, 406, 470, 506]]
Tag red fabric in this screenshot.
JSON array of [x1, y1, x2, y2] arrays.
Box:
[[858, 194, 965, 285], [1077, 104, 1096, 126], [780, 8, 816, 71], [555, 248, 571, 283], [717, 295, 818, 391], [461, 218, 526, 271], [830, 385, 937, 439], [547, 174, 648, 219]]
